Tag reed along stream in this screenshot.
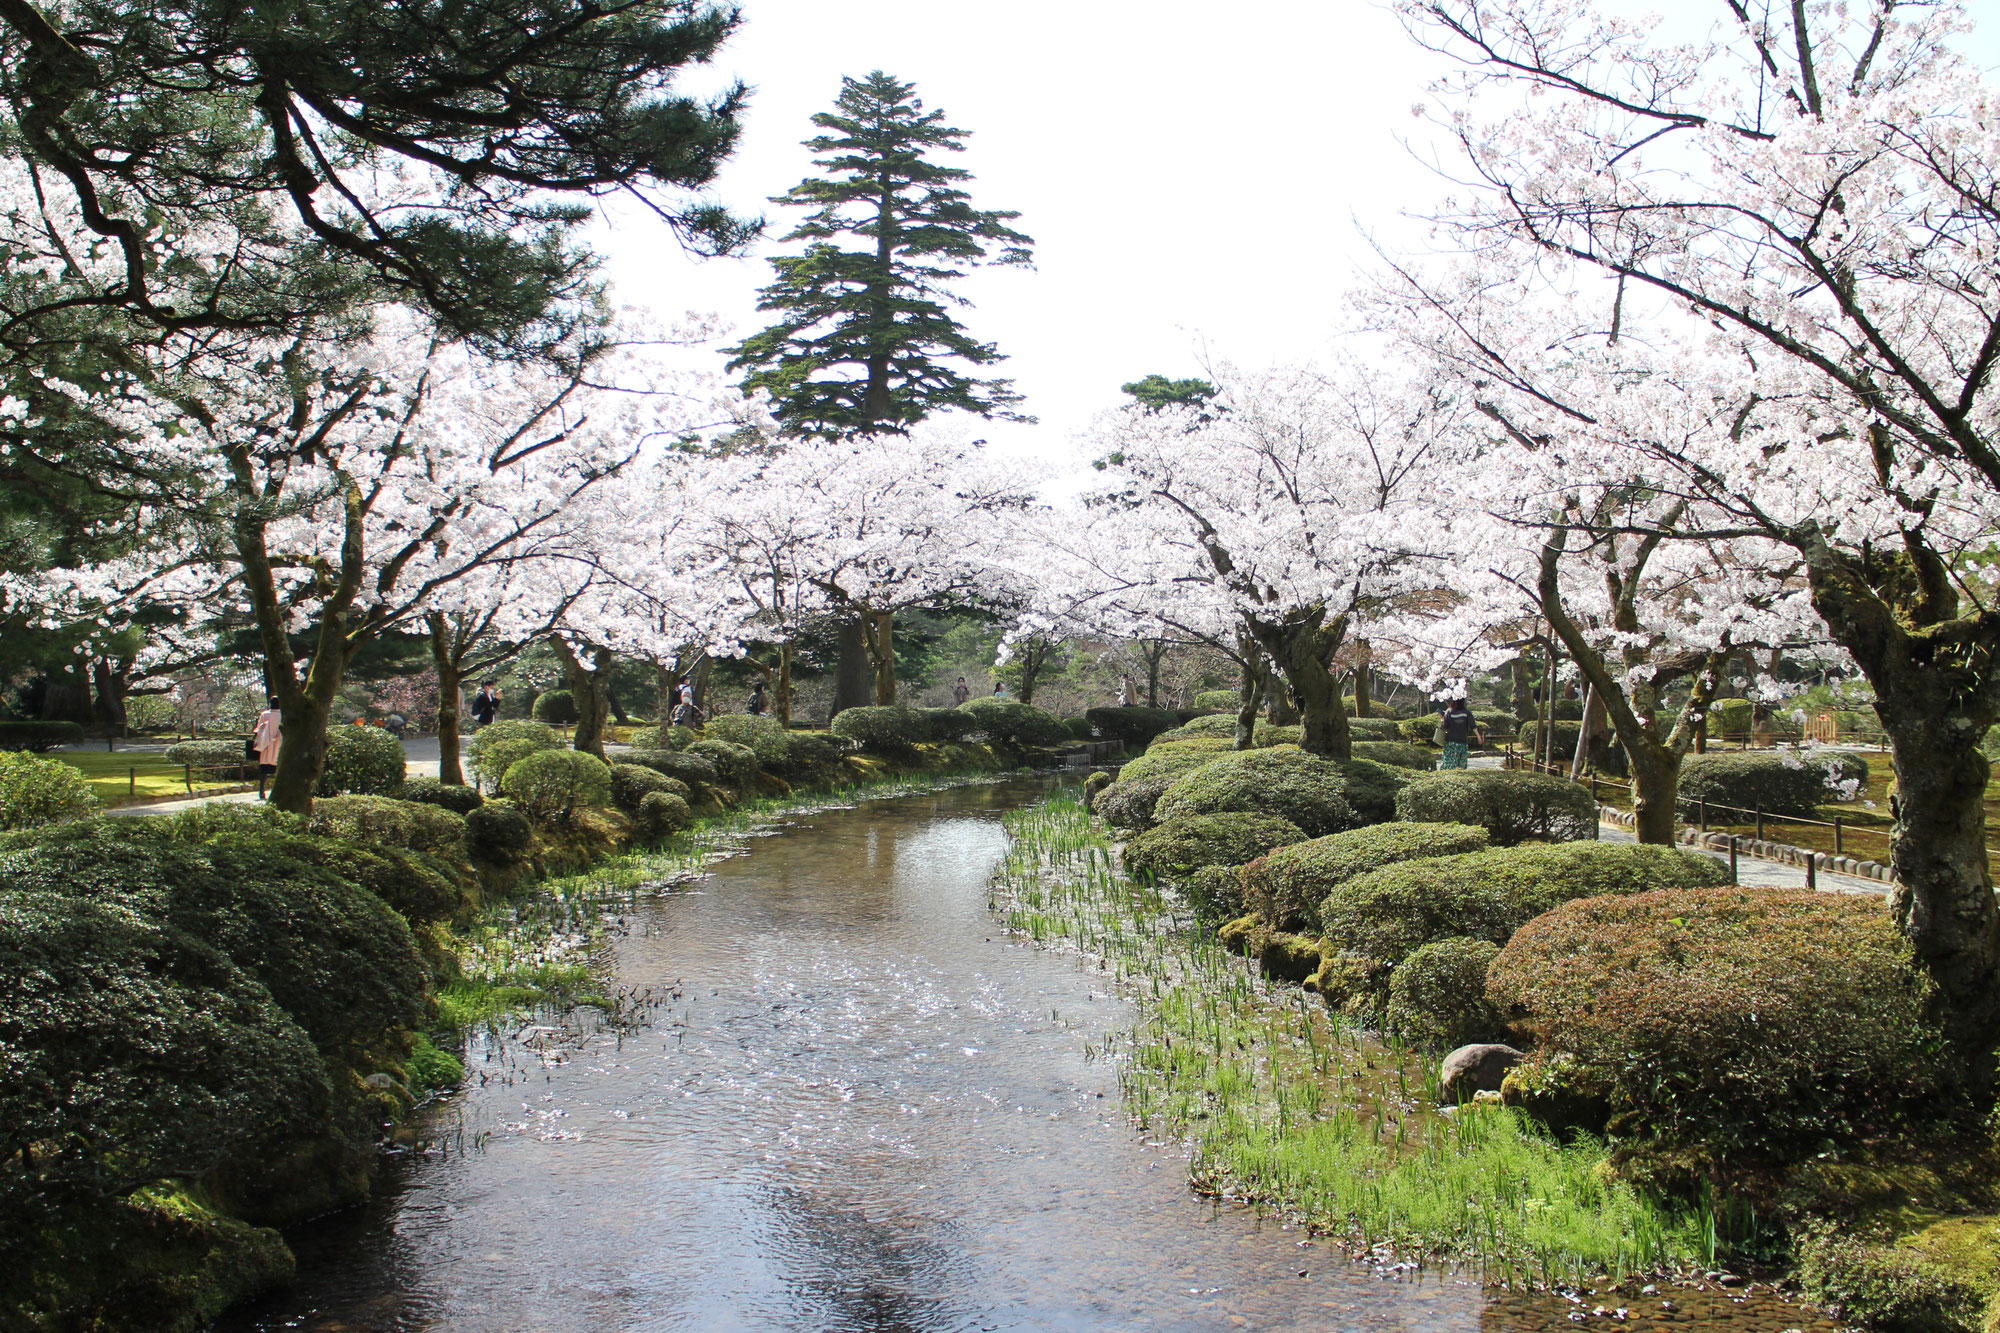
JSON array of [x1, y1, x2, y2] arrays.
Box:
[[220, 779, 1845, 1332]]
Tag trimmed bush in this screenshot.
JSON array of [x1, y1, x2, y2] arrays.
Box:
[[317, 725, 407, 797], [1386, 937, 1503, 1049], [1081, 771, 1113, 809], [1552, 698, 1583, 721], [1677, 750, 1861, 819], [622, 749, 718, 791], [1707, 697, 1754, 736], [1394, 770, 1598, 845], [609, 762, 677, 815], [1260, 724, 1302, 747], [1084, 705, 1181, 747], [250, 836, 468, 927], [1348, 740, 1434, 771], [1472, 709, 1517, 739], [1119, 746, 1224, 786], [1240, 821, 1490, 931], [1337, 757, 1411, 827], [465, 802, 533, 865], [1192, 689, 1238, 710], [917, 708, 981, 742], [530, 689, 578, 724], [960, 697, 1069, 747], [1348, 716, 1403, 742], [626, 725, 695, 751], [686, 738, 758, 787], [774, 731, 843, 776], [1158, 714, 1240, 740], [1094, 773, 1180, 831], [636, 790, 693, 840], [1488, 887, 1946, 1164], [162, 738, 251, 777], [1061, 716, 1094, 740], [0, 719, 85, 752], [1322, 841, 1731, 970], [705, 713, 790, 767], [0, 752, 95, 830], [1397, 715, 1440, 744], [400, 776, 483, 815], [1186, 864, 1247, 919], [466, 719, 562, 789], [502, 750, 613, 824], [304, 795, 467, 860], [831, 705, 929, 753], [1153, 747, 1354, 837], [1122, 812, 1307, 885]]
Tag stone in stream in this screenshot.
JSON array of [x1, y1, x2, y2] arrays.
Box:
[[1439, 1043, 1521, 1101]]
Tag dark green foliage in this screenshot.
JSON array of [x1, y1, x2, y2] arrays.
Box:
[[608, 763, 676, 816], [727, 71, 1032, 436], [0, 751, 96, 830], [1348, 740, 1435, 770], [530, 689, 578, 724], [621, 749, 718, 791], [1490, 888, 1947, 1167], [1092, 772, 1180, 831], [1386, 937, 1503, 1049], [303, 795, 467, 860], [1552, 699, 1584, 721], [1240, 821, 1491, 931], [1153, 748, 1354, 837], [1191, 690, 1238, 710], [1394, 770, 1599, 845], [916, 708, 981, 742], [686, 738, 758, 787], [1121, 374, 1219, 413], [466, 719, 562, 789], [773, 731, 843, 776], [1061, 716, 1094, 740], [0, 720, 85, 752], [705, 714, 791, 766], [1321, 841, 1731, 970], [464, 803, 533, 865], [1122, 813, 1307, 884], [316, 725, 407, 797], [162, 738, 252, 777], [1185, 864, 1247, 919], [1336, 758, 1412, 826], [636, 791, 693, 840], [1081, 771, 1113, 809], [250, 837, 468, 928], [1347, 716, 1404, 742], [0, 890, 329, 1217], [1472, 709, 1517, 738], [831, 705, 929, 752], [400, 777, 484, 815], [1517, 721, 1628, 776], [1119, 747, 1223, 784], [405, 1033, 464, 1094], [1084, 705, 1181, 746], [1677, 751, 1862, 819], [960, 697, 1068, 747], [502, 750, 613, 823]]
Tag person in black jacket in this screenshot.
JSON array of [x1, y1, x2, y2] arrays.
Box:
[[1437, 697, 1484, 770]]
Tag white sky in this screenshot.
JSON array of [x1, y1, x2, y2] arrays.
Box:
[[588, 0, 2000, 461]]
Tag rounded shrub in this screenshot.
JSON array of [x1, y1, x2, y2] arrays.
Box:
[[303, 795, 467, 860], [530, 689, 578, 724], [1488, 887, 1946, 1164], [1122, 812, 1307, 884], [466, 719, 562, 789], [502, 750, 613, 823], [317, 724, 407, 796], [0, 719, 85, 752], [686, 738, 758, 787], [1472, 709, 1517, 739], [1321, 840, 1731, 970], [1707, 697, 1754, 736], [1186, 864, 1247, 919], [1153, 748, 1354, 837], [1119, 746, 1224, 785], [831, 705, 928, 753], [774, 731, 843, 776], [162, 737, 252, 778], [1093, 773, 1179, 831], [1192, 689, 1238, 710], [400, 776, 484, 815], [1677, 750, 1860, 819], [625, 726, 661, 748], [465, 802, 533, 865], [960, 697, 1070, 747], [917, 708, 981, 742], [1240, 821, 1491, 931], [1348, 741, 1434, 771], [636, 790, 693, 840], [1144, 736, 1235, 758], [1084, 705, 1180, 747], [1061, 716, 1094, 740], [250, 836, 468, 927], [606, 763, 678, 815], [1081, 771, 1113, 809], [1348, 716, 1403, 742], [0, 751, 95, 830], [1394, 769, 1598, 845], [1160, 714, 1240, 740], [1336, 757, 1411, 826], [1385, 937, 1503, 1049], [627, 725, 696, 751], [705, 713, 791, 767], [622, 749, 718, 792]]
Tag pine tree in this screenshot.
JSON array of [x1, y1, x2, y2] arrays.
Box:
[[728, 71, 1034, 437]]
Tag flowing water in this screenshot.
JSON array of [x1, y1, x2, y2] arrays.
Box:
[[221, 779, 1847, 1332]]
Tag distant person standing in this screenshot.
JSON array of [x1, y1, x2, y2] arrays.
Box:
[[1117, 673, 1136, 706], [252, 696, 282, 798], [747, 680, 770, 716], [1437, 697, 1484, 770], [469, 681, 500, 730], [991, 681, 1009, 700], [952, 676, 971, 705]]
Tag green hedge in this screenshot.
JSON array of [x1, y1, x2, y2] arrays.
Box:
[[1347, 716, 1404, 742], [830, 705, 928, 752], [502, 750, 612, 824], [959, 697, 1069, 747], [1084, 705, 1180, 746], [400, 777, 484, 814], [467, 719, 562, 789], [1161, 714, 1240, 739], [317, 725, 407, 797], [705, 713, 790, 766], [609, 762, 679, 815], [1676, 750, 1863, 819], [1192, 689, 1238, 710], [1240, 821, 1490, 931], [1321, 840, 1730, 971], [621, 748, 718, 792], [1394, 770, 1598, 845], [247, 835, 469, 927], [686, 738, 758, 786], [1348, 740, 1434, 771], [1093, 773, 1181, 831], [1386, 937, 1503, 1050], [530, 689, 578, 724], [1152, 747, 1354, 837], [0, 719, 85, 752], [303, 795, 467, 860], [917, 708, 981, 742], [1121, 812, 1307, 886], [1337, 757, 1411, 826], [0, 752, 95, 830], [636, 790, 693, 840], [162, 738, 251, 776], [465, 802, 533, 864], [1490, 887, 1945, 1166], [774, 731, 844, 775]]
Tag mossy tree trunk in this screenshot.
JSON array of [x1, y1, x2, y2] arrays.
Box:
[[552, 638, 610, 759], [1247, 606, 1352, 761], [1136, 637, 1170, 707], [428, 613, 465, 786], [1512, 653, 1536, 728], [1233, 634, 1266, 751], [831, 617, 873, 718], [860, 608, 897, 705], [1352, 639, 1373, 718]]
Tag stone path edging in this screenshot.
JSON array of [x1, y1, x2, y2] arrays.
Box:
[[1596, 802, 1893, 886]]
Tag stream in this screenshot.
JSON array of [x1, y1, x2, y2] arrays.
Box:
[[219, 778, 1845, 1332]]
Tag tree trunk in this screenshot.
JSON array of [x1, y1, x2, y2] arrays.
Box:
[[1233, 644, 1265, 751], [606, 686, 630, 726], [1249, 609, 1351, 760], [1267, 682, 1300, 725], [428, 613, 466, 786], [91, 658, 129, 740], [1352, 640, 1373, 718], [1624, 741, 1682, 844], [1142, 640, 1165, 707], [776, 643, 793, 725], [832, 616, 872, 718], [691, 655, 713, 714], [656, 666, 676, 729], [554, 639, 609, 759], [40, 662, 93, 727], [862, 609, 897, 705], [1513, 654, 1536, 727]]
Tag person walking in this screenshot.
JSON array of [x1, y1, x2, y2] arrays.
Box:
[[747, 680, 770, 716], [1436, 697, 1484, 770], [469, 681, 500, 730], [952, 676, 971, 705], [252, 696, 282, 799]]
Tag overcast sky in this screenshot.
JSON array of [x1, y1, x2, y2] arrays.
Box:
[[588, 0, 2000, 461]]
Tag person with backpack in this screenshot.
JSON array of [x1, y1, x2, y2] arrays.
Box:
[[747, 680, 770, 716], [469, 681, 500, 730]]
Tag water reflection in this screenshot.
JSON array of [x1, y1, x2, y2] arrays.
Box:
[[219, 781, 1840, 1333]]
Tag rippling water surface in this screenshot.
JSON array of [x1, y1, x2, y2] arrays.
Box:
[[221, 780, 1844, 1333]]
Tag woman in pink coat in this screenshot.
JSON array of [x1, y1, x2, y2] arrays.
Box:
[[252, 697, 282, 796]]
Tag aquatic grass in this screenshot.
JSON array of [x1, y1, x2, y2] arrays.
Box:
[[989, 789, 1718, 1285]]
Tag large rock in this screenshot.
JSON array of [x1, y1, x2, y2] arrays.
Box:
[[1440, 1042, 1522, 1101]]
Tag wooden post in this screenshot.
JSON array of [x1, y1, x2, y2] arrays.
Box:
[[1699, 797, 1707, 832], [1834, 817, 1843, 856], [184, 763, 193, 794], [1729, 838, 1739, 885], [129, 767, 136, 798], [1755, 805, 1765, 841], [1806, 853, 1818, 892]]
